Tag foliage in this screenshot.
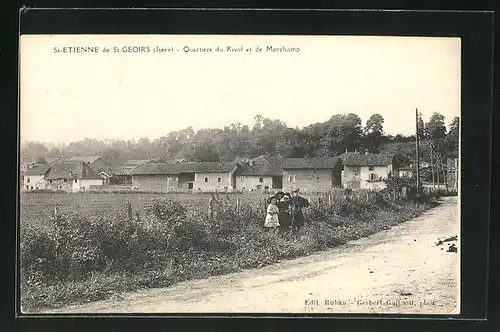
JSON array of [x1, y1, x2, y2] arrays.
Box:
[[20, 191, 439, 311], [144, 199, 187, 222]]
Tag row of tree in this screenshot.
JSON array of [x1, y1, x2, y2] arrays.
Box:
[[21, 112, 459, 165]]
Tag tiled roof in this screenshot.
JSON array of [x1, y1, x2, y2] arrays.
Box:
[[126, 159, 151, 166], [24, 164, 52, 176], [45, 161, 101, 180], [282, 157, 341, 169], [238, 164, 282, 176], [250, 155, 342, 170], [339, 152, 394, 166], [129, 161, 238, 175]]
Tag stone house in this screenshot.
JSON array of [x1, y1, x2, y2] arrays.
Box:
[[339, 152, 397, 191], [129, 161, 240, 192], [22, 164, 52, 191], [235, 162, 283, 192], [248, 155, 343, 193], [44, 161, 104, 192], [281, 157, 343, 193]]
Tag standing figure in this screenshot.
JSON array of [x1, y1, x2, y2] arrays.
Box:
[[290, 188, 310, 235], [277, 193, 292, 233], [264, 196, 280, 233]]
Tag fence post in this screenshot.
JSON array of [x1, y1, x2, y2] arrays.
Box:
[[53, 206, 58, 217], [236, 198, 240, 212], [328, 194, 332, 207]]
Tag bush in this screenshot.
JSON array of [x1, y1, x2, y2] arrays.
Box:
[[144, 199, 187, 222]]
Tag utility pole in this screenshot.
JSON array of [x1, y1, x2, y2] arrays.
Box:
[[415, 109, 420, 195], [430, 143, 435, 188]]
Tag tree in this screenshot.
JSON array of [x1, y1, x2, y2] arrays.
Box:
[[425, 112, 447, 140], [365, 114, 384, 134], [417, 112, 426, 140], [446, 116, 460, 153], [362, 114, 385, 153]]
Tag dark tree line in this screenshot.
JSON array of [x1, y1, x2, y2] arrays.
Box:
[[21, 113, 460, 164]]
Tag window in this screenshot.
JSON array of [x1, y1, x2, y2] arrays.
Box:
[[27, 178, 30, 183], [74, 179, 78, 183], [264, 186, 269, 190], [218, 177, 221, 183], [63, 179, 67, 183], [368, 166, 374, 171], [49, 180, 52, 183], [317, 177, 320, 180], [30, 186, 33, 190], [259, 177, 263, 183], [204, 177, 209, 183], [369, 173, 377, 181]]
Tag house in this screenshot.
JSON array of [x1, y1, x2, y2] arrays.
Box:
[[129, 161, 240, 192], [44, 160, 104, 192], [235, 162, 283, 192], [22, 164, 52, 191], [98, 165, 131, 185], [281, 157, 342, 193], [248, 155, 343, 193], [339, 152, 397, 190]]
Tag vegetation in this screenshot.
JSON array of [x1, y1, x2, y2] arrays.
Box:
[[20, 191, 439, 312], [21, 113, 459, 165]]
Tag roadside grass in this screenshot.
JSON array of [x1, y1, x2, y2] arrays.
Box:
[[20, 192, 439, 312]]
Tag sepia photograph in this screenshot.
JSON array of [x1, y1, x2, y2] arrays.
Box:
[[19, 34, 461, 315]]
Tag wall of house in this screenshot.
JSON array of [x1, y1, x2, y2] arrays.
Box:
[[193, 172, 233, 192], [282, 169, 334, 193], [178, 173, 195, 190], [79, 179, 104, 192], [343, 165, 390, 190], [45, 179, 73, 192], [23, 175, 46, 191], [235, 175, 273, 191], [131, 175, 179, 192]]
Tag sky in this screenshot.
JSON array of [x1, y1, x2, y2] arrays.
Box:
[[20, 34, 461, 145]]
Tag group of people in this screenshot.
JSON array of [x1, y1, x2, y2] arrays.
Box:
[[264, 189, 311, 235]]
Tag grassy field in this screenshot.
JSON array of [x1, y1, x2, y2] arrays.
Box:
[[20, 189, 439, 311], [20, 192, 268, 230]]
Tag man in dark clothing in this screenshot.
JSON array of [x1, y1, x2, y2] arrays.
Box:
[[290, 188, 310, 234]]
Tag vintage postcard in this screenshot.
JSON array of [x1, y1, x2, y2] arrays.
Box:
[[19, 34, 461, 315]]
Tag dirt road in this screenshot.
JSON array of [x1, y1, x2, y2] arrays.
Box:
[[46, 197, 460, 315]]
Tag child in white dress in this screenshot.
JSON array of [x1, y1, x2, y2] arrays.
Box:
[[264, 197, 280, 232]]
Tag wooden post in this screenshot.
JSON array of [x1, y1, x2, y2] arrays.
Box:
[[236, 198, 240, 212], [328, 195, 331, 207], [53, 206, 58, 217], [415, 109, 420, 195]]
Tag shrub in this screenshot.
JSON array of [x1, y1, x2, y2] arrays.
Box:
[[144, 199, 187, 222]]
